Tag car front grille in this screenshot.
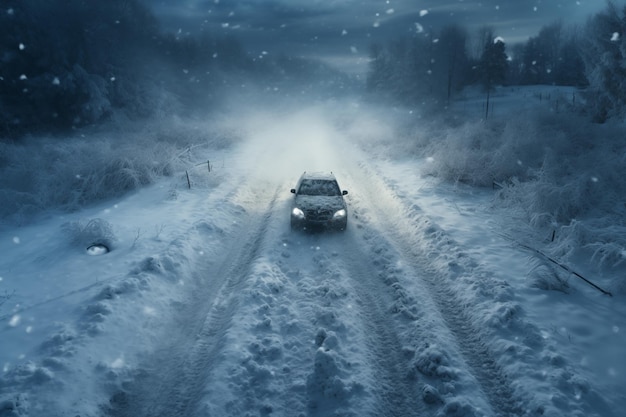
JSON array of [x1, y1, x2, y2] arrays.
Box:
[[305, 208, 333, 221]]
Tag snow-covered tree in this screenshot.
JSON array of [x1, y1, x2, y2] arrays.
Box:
[[0, 0, 255, 138], [367, 28, 469, 105], [434, 25, 470, 102], [367, 37, 431, 103], [479, 36, 508, 91], [510, 22, 586, 87], [581, 1, 626, 122], [554, 34, 587, 87]]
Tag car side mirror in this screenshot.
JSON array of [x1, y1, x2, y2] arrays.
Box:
[[291, 189, 296, 194], [342, 190, 348, 195]]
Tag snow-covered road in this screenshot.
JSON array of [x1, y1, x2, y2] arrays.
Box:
[[1, 105, 623, 417]]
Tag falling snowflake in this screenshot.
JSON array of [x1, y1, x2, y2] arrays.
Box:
[[420, 10, 428, 17], [9, 315, 20, 327], [611, 32, 620, 42]]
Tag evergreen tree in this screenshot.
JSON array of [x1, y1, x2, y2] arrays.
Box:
[[479, 37, 508, 91], [581, 2, 626, 122], [478, 36, 507, 119]]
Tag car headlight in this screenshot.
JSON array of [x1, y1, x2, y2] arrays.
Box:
[[333, 209, 346, 219], [292, 207, 305, 219]]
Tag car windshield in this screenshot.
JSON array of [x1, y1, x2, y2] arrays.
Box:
[[298, 179, 341, 196]]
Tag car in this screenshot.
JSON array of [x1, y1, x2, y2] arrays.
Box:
[[290, 172, 349, 231]]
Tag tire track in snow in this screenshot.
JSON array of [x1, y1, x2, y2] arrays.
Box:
[[346, 161, 523, 417], [103, 186, 280, 417], [329, 243, 426, 417], [293, 235, 424, 417], [190, 200, 319, 416]]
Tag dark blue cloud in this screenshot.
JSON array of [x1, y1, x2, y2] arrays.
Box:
[[145, 0, 613, 73]]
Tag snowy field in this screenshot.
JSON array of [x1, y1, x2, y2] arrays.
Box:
[[1, 92, 625, 417]]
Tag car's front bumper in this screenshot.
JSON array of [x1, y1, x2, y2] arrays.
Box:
[[290, 216, 347, 232]]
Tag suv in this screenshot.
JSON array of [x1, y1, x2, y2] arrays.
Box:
[[290, 172, 348, 231]]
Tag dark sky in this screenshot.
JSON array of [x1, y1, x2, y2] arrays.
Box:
[[145, 0, 612, 74]]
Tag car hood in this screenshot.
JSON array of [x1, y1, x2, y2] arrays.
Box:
[[294, 195, 346, 212]]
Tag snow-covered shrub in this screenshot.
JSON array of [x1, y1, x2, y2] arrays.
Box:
[[491, 113, 626, 273], [0, 113, 240, 226], [528, 259, 570, 293], [391, 88, 626, 278], [66, 65, 112, 124], [420, 115, 538, 186], [552, 220, 626, 269]]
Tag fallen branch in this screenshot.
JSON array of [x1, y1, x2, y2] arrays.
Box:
[[500, 234, 613, 297], [0, 290, 16, 309]]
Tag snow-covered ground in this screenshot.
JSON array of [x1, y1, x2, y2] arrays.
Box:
[[1, 98, 624, 417]]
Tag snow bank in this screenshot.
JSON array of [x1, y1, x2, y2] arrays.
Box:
[[348, 87, 626, 288]]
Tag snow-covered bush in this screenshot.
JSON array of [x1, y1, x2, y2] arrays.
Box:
[[0, 115, 240, 227], [554, 221, 626, 270], [394, 91, 626, 275], [419, 112, 545, 187], [492, 113, 626, 269]]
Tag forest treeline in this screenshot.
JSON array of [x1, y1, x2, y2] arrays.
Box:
[[0, 0, 350, 138], [367, 2, 626, 123], [2, 1, 626, 138]]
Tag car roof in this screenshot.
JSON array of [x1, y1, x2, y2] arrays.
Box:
[[300, 171, 337, 181]]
